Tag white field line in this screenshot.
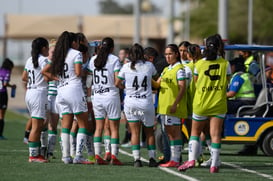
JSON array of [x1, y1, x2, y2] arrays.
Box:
[[4, 148, 273, 180], [119, 149, 200, 181], [222, 162, 273, 180]]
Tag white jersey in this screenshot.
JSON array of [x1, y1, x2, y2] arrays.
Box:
[[87, 54, 121, 98], [183, 64, 192, 88], [24, 55, 48, 90], [118, 60, 157, 108], [58, 48, 83, 88]]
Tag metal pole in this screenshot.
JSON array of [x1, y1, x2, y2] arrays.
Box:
[[134, 0, 141, 43], [3, 14, 7, 59], [248, 0, 253, 44], [184, 0, 190, 41], [218, 0, 228, 40], [167, 0, 174, 45]]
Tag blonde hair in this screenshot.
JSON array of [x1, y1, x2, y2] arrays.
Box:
[[49, 39, 57, 48]]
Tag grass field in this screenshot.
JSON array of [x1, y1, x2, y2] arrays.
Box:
[[0, 110, 272, 181]]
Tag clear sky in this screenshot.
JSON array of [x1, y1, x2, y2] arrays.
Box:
[[0, 0, 182, 36], [0, 0, 183, 64]]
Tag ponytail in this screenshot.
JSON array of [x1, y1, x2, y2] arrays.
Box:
[[31, 37, 48, 68]]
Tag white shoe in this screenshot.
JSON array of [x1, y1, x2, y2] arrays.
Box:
[[62, 156, 73, 164], [73, 156, 94, 164], [200, 158, 221, 167], [23, 137, 28, 144], [121, 142, 131, 148]]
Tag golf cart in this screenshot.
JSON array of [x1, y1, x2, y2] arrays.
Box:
[[221, 44, 273, 156], [155, 44, 273, 156]]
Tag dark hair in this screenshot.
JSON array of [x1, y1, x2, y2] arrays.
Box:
[[178, 41, 191, 48], [129, 43, 145, 70], [78, 44, 88, 54], [188, 44, 201, 61], [94, 37, 114, 70], [120, 47, 129, 54], [31, 37, 48, 68], [166, 44, 181, 62], [76, 32, 87, 45], [144, 47, 158, 59], [215, 33, 225, 57], [204, 35, 220, 60], [1, 58, 14, 71], [50, 31, 78, 76], [230, 57, 246, 73]]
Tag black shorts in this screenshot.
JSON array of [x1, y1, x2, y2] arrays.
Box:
[[0, 92, 8, 109]]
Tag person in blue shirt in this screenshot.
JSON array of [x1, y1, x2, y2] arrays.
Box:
[[226, 57, 256, 115]]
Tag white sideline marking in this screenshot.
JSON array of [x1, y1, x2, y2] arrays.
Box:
[[119, 149, 200, 181], [222, 162, 273, 180]]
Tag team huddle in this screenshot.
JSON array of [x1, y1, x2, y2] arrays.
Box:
[[22, 31, 232, 173]]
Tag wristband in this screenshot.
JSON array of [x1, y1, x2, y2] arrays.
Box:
[[87, 97, 91, 102]]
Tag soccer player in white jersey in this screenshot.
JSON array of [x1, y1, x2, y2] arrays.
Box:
[[115, 43, 158, 167], [87, 37, 122, 165], [22, 37, 49, 163], [48, 31, 92, 164], [44, 39, 59, 159]]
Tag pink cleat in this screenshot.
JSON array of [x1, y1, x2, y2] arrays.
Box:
[[110, 155, 123, 165], [210, 166, 219, 173], [104, 152, 112, 162], [95, 155, 109, 165], [159, 160, 180, 167], [177, 160, 195, 171], [29, 155, 48, 163]]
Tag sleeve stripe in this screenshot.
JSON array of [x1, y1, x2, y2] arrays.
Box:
[[117, 76, 124, 80]]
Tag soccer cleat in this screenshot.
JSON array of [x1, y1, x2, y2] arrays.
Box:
[[87, 155, 96, 163], [29, 155, 48, 163], [121, 142, 131, 148], [110, 155, 123, 165], [95, 155, 109, 165], [134, 159, 143, 167], [195, 155, 205, 167], [159, 160, 179, 168], [177, 160, 195, 171], [23, 137, 28, 144], [62, 156, 73, 164], [73, 156, 94, 164], [103, 152, 112, 162], [47, 152, 56, 159], [200, 158, 221, 167], [40, 146, 47, 158], [0, 136, 7, 140], [148, 158, 158, 167], [210, 166, 219, 173]]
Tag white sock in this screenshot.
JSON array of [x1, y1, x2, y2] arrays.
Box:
[[40, 130, 48, 147], [188, 139, 199, 161], [132, 150, 140, 161], [75, 129, 87, 157], [48, 132, 57, 154], [148, 150, 156, 159], [111, 144, 118, 157], [171, 145, 182, 162], [94, 142, 101, 156], [104, 137, 111, 153], [69, 134, 76, 158], [211, 147, 220, 167], [29, 142, 40, 157], [61, 131, 70, 158], [86, 134, 94, 156]]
